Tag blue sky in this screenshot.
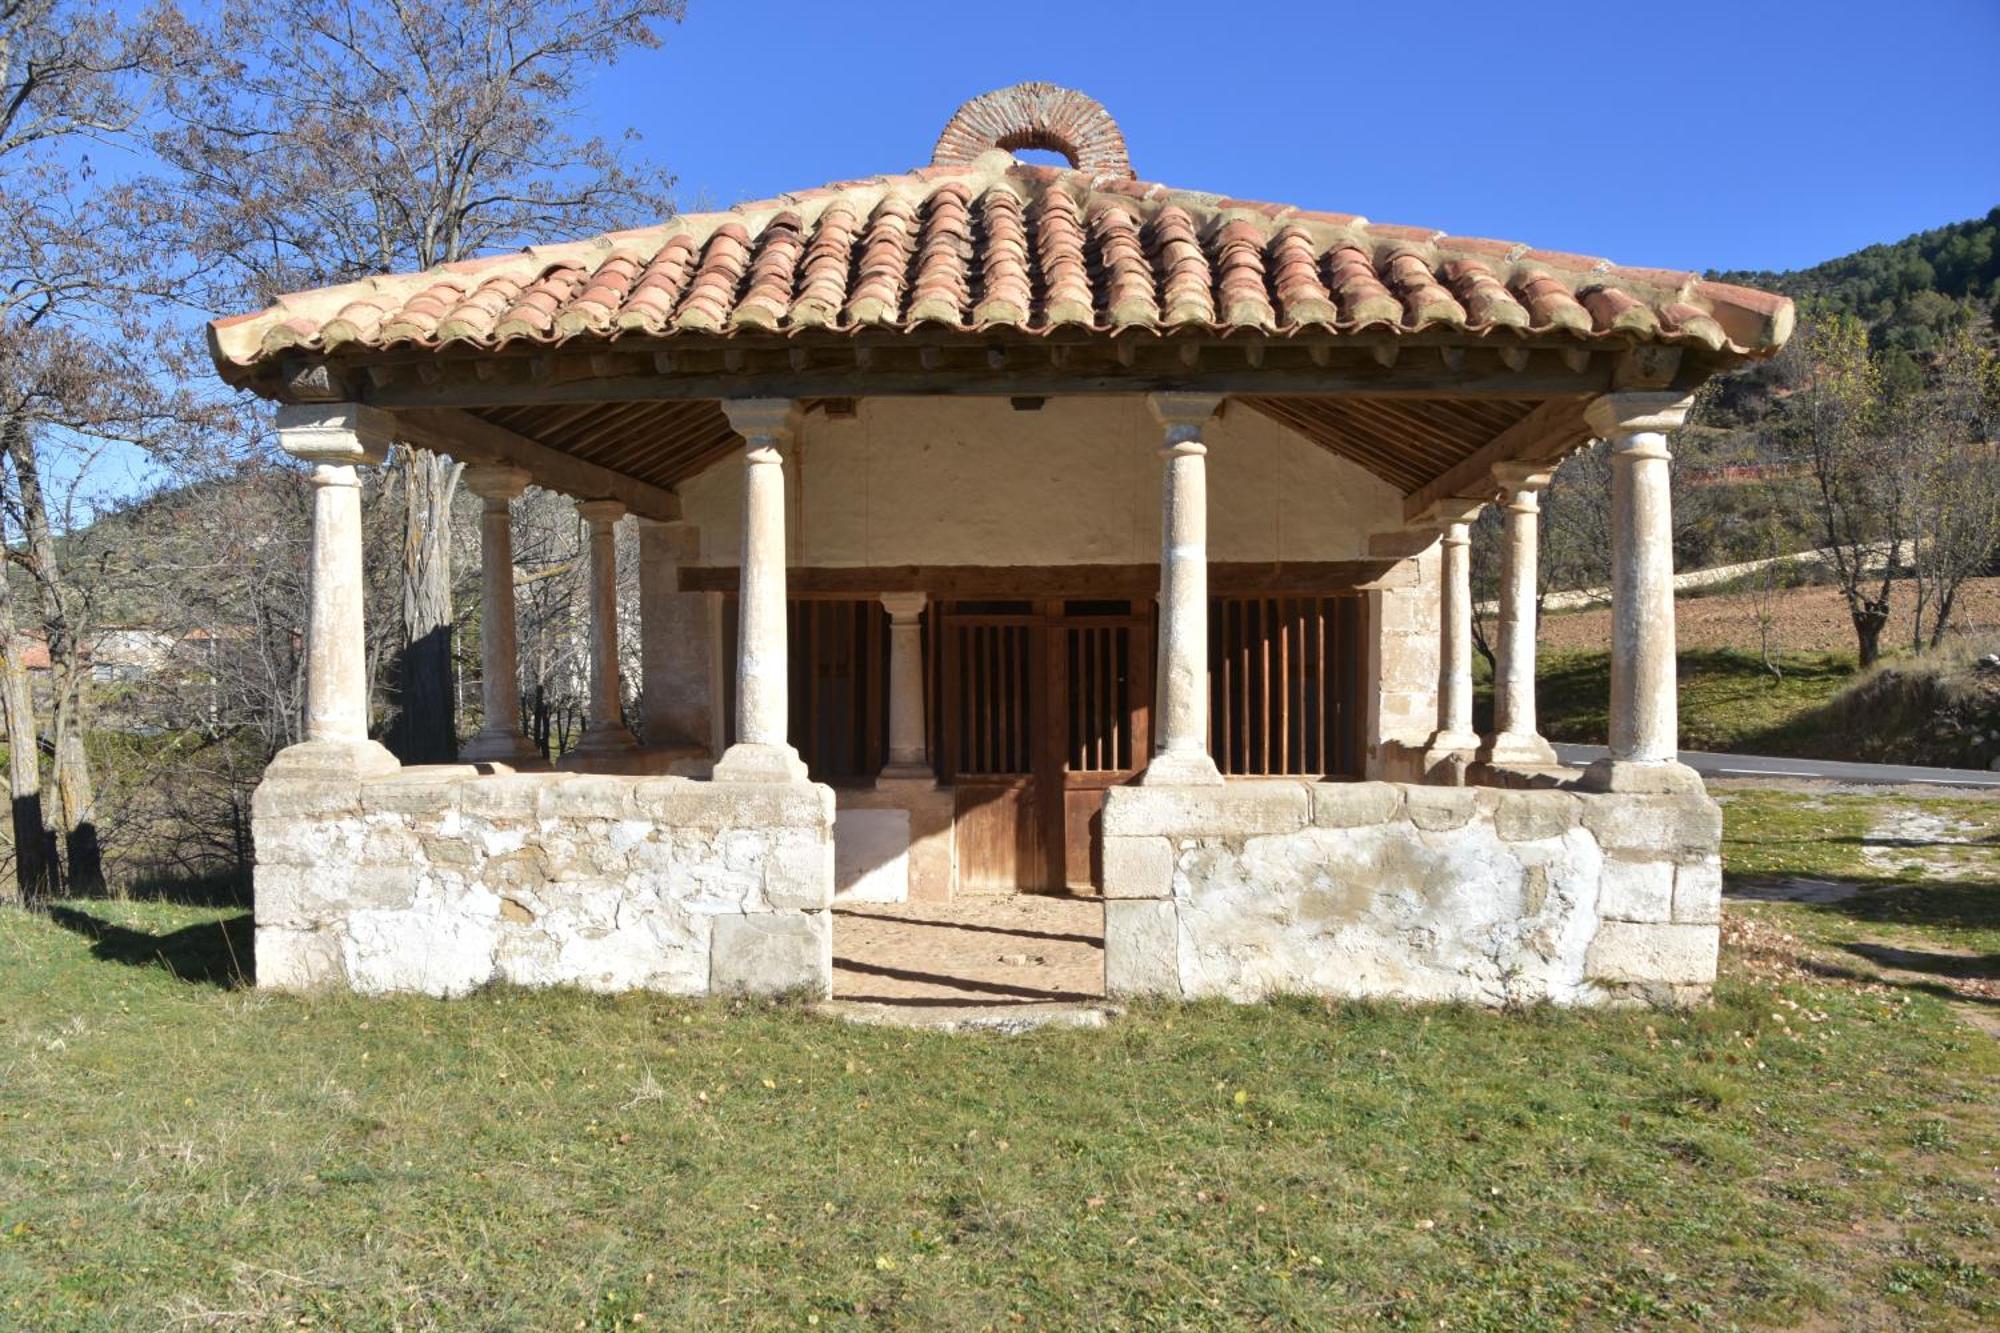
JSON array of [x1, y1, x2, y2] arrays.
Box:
[[588, 0, 2000, 275]]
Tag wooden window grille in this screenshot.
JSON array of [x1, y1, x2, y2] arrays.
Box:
[[1208, 594, 1362, 777]]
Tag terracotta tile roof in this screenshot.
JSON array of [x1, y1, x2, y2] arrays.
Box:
[[209, 84, 1793, 377]]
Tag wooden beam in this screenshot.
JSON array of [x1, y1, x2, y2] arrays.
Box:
[[1401, 398, 1594, 520], [391, 407, 684, 521], [678, 561, 1400, 599]]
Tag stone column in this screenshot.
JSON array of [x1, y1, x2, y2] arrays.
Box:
[[878, 592, 932, 784], [638, 515, 713, 754], [1584, 393, 1702, 793], [1421, 507, 1482, 782], [1139, 392, 1225, 787], [268, 403, 397, 779], [569, 498, 639, 758], [1478, 463, 1558, 769], [713, 399, 809, 783], [460, 465, 545, 768]]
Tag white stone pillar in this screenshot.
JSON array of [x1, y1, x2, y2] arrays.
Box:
[[1584, 393, 1702, 793], [878, 592, 932, 784], [713, 399, 808, 783], [1421, 506, 1482, 782], [1140, 392, 1225, 787], [460, 465, 545, 768], [1478, 463, 1558, 769], [268, 403, 397, 779], [638, 515, 713, 754], [570, 498, 639, 758]]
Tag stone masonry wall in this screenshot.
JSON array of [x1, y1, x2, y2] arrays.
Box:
[[252, 767, 835, 998], [1101, 780, 1721, 1007]]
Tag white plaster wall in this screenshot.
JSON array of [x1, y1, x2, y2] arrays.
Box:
[[677, 396, 1405, 568]]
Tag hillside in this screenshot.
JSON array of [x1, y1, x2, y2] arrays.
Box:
[[1712, 207, 2000, 355]]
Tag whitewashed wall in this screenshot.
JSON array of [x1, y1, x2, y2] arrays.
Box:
[[677, 395, 1406, 568]]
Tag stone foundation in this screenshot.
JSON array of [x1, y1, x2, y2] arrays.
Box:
[[252, 765, 834, 997], [1100, 779, 1720, 1007]]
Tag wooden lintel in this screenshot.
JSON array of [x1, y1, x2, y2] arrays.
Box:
[[678, 560, 1397, 599], [357, 363, 1612, 409], [391, 407, 683, 522], [1401, 397, 1595, 520]]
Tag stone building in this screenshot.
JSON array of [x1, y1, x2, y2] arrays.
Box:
[[210, 85, 1792, 1004]]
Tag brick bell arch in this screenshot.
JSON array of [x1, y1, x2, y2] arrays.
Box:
[[930, 82, 1134, 179]]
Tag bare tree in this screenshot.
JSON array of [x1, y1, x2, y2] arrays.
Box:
[[1784, 315, 1909, 668], [0, 0, 200, 901], [154, 0, 684, 765], [1908, 329, 2000, 650]]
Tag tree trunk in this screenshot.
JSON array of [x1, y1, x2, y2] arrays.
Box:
[[387, 447, 461, 764], [0, 548, 49, 906], [4, 430, 104, 894], [1853, 601, 1889, 669]]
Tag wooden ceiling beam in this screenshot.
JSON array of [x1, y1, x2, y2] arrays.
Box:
[[391, 407, 684, 521], [1401, 398, 1595, 519]]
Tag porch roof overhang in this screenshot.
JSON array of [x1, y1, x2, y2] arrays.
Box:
[[209, 83, 1794, 514]]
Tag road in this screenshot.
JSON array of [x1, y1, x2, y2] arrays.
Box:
[[1549, 743, 2000, 790]]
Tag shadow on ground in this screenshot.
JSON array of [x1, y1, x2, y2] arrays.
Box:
[[46, 906, 254, 989]]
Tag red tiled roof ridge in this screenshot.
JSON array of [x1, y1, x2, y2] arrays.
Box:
[[210, 147, 1794, 371]]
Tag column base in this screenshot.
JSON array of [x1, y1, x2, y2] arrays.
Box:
[[712, 741, 811, 783], [1581, 757, 1706, 794], [875, 763, 937, 790], [1420, 732, 1481, 786], [1476, 731, 1560, 768], [461, 730, 551, 770], [1138, 749, 1224, 787], [265, 738, 400, 781]]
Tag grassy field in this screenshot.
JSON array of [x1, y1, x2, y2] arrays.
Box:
[[3, 794, 1997, 1330], [1528, 649, 1860, 755]]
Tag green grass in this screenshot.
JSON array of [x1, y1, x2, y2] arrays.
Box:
[[1529, 649, 1859, 754], [4, 835, 1998, 1331]]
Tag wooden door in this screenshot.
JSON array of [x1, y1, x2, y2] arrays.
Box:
[[941, 609, 1050, 892], [1053, 604, 1150, 891]]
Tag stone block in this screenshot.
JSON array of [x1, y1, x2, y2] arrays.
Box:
[[1405, 787, 1479, 832], [765, 827, 835, 910], [1674, 855, 1723, 924], [635, 778, 835, 831], [359, 774, 465, 816], [1598, 856, 1674, 923], [710, 912, 832, 997], [349, 862, 419, 910], [459, 772, 564, 819], [252, 779, 360, 820], [1310, 782, 1403, 829], [1586, 920, 1719, 986], [1101, 780, 1309, 837], [1100, 835, 1174, 898], [1580, 794, 1722, 862], [1103, 899, 1181, 997], [1493, 790, 1580, 842], [540, 774, 641, 820], [358, 821, 423, 866], [255, 925, 346, 991], [832, 808, 910, 903], [253, 813, 364, 869]]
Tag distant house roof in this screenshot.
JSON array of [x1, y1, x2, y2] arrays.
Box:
[[208, 84, 1793, 381]]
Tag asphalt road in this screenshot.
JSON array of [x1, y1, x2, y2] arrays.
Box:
[[1549, 743, 2000, 790]]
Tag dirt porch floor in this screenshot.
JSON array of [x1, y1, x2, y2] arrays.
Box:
[[831, 896, 1106, 1007]]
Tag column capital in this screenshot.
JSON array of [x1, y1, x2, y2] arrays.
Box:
[[1146, 391, 1225, 438], [462, 464, 531, 503], [720, 397, 801, 445], [880, 591, 928, 621], [1583, 392, 1693, 438], [1489, 460, 1555, 496], [576, 498, 626, 526], [276, 402, 395, 466], [1410, 497, 1484, 533]]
